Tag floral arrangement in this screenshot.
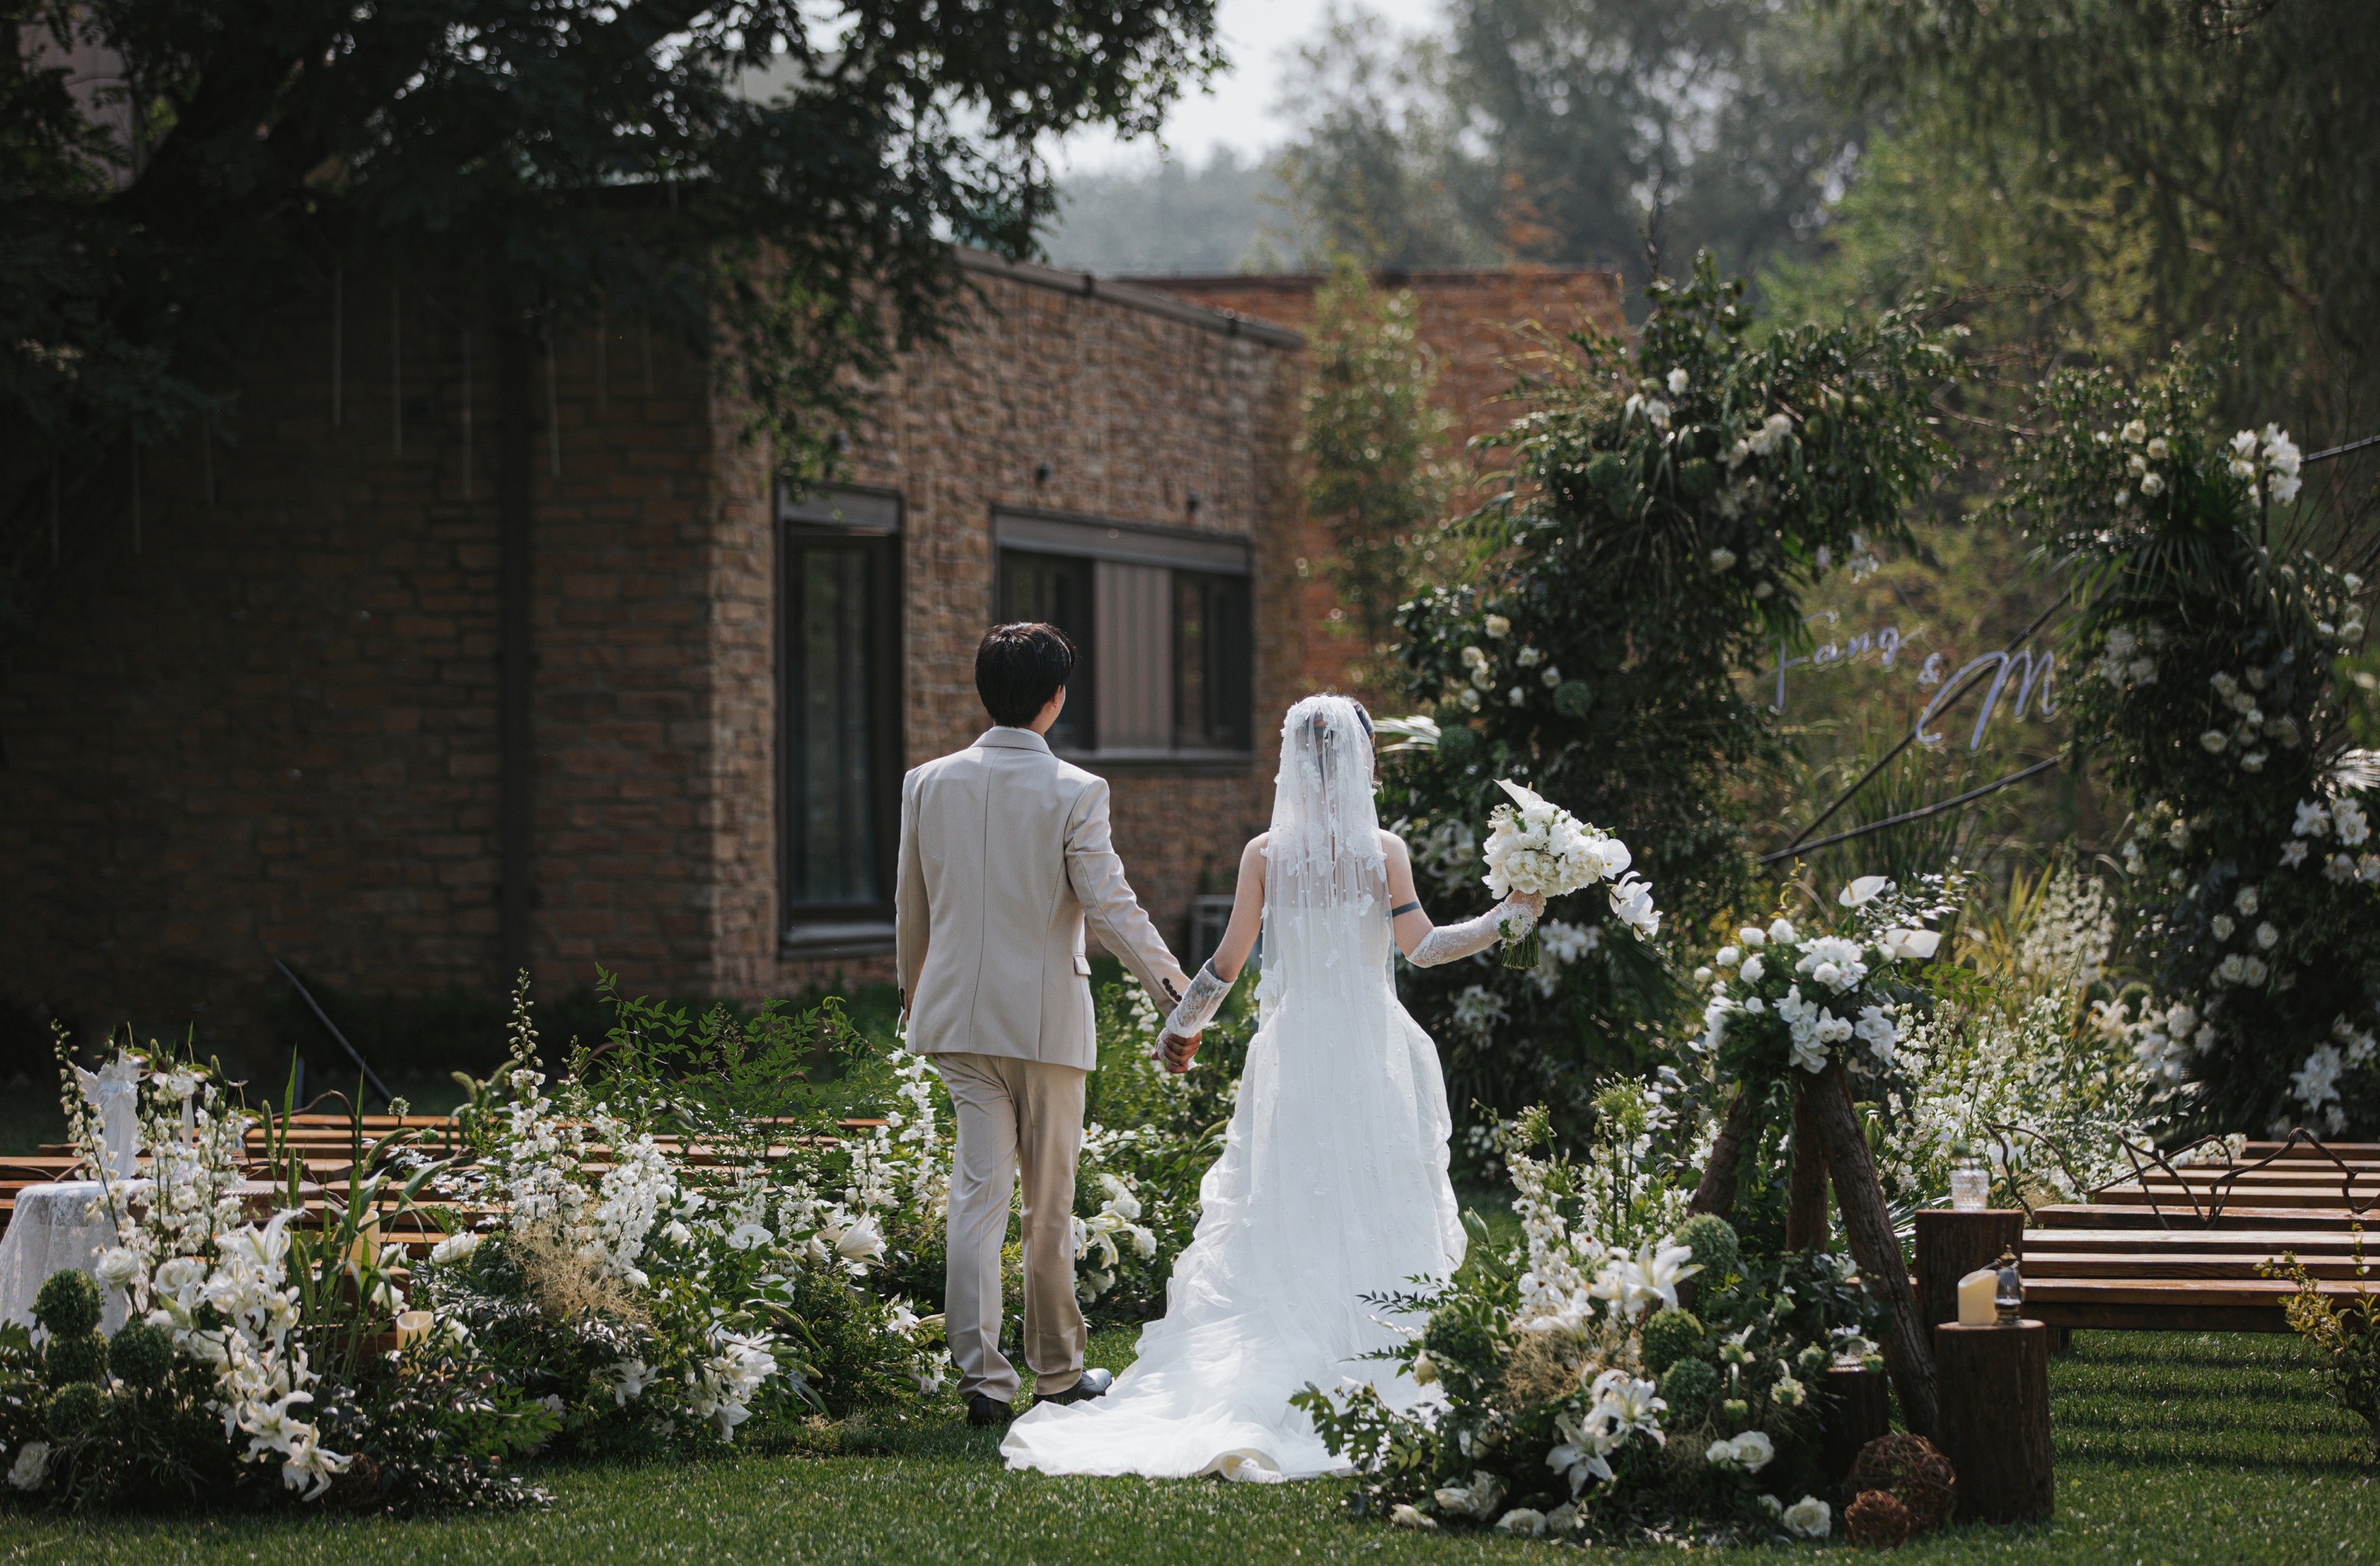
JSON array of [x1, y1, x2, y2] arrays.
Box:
[[2, 1046, 553, 1512], [1, 979, 1239, 1515], [1481, 778, 1659, 967], [1381, 256, 1957, 1129], [1295, 1088, 1884, 1545], [2010, 355, 2380, 1133], [1691, 874, 1957, 1091]]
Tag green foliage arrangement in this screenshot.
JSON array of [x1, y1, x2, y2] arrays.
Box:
[[1385, 258, 1957, 1121], [2009, 359, 2380, 1133], [1293, 1090, 1884, 1544]]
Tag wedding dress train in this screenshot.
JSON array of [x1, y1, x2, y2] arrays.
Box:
[[1001, 697, 1465, 1480]]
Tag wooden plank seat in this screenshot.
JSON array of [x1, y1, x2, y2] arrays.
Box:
[[2002, 1136, 2380, 1331]]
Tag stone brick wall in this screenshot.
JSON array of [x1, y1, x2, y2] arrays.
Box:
[[1145, 268, 1627, 697], [761, 257, 1306, 995], [0, 253, 1305, 1061]]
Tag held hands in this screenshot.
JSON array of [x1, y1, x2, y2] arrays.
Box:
[[1153, 1029, 1203, 1075]]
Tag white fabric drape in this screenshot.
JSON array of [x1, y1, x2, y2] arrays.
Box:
[[1002, 695, 1464, 1480], [0, 1182, 135, 1335]]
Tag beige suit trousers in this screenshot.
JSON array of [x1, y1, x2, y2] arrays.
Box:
[[935, 1051, 1088, 1404]]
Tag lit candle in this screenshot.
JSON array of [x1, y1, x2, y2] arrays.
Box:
[[1956, 1265, 1998, 1325]]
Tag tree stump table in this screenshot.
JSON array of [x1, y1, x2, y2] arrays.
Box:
[[1914, 1208, 2025, 1330], [1933, 1320, 2053, 1523], [1819, 1365, 1892, 1485]]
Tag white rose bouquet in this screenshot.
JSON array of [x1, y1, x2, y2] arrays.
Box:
[[1481, 779, 1658, 968]]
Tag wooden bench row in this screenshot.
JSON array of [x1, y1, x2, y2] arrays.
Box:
[[1962, 1138, 2380, 1333]]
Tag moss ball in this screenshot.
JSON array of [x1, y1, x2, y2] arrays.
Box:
[[1584, 451, 1627, 493], [1435, 723, 1480, 768], [45, 1379, 105, 1441], [1552, 680, 1594, 720], [1657, 1356, 1720, 1415], [1674, 1213, 1739, 1285], [109, 1322, 175, 1392], [34, 1268, 102, 1337], [1639, 1308, 1706, 1376], [44, 1328, 108, 1389]]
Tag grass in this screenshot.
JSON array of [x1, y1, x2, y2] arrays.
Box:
[[9, 1328, 2376, 1564]]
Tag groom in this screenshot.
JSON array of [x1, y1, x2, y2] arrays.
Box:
[[896, 622, 1197, 1428]]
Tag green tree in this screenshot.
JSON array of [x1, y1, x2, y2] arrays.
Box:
[[0, 0, 1221, 633], [1818, 0, 2380, 438], [1270, 1, 1855, 286], [1301, 258, 1449, 697]]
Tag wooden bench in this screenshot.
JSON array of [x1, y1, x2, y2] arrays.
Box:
[[2008, 1137, 2380, 1333]]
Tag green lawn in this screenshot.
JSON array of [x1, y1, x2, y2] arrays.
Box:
[[11, 1329, 2377, 1564]]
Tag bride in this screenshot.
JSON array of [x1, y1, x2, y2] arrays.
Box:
[[1001, 694, 1543, 1481]]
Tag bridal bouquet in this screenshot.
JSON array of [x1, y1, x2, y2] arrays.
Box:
[[1482, 779, 1658, 969]]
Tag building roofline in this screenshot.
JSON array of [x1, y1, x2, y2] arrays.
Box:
[[1130, 266, 1624, 291], [956, 249, 1303, 349]]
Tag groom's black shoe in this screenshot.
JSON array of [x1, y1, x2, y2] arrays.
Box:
[[1034, 1367, 1114, 1408], [967, 1393, 1014, 1428]]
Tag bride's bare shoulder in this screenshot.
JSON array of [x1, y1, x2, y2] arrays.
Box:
[[1377, 828, 1413, 861], [1245, 832, 1270, 860]]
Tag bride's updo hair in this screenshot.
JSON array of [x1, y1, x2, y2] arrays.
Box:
[[1296, 696, 1374, 787]]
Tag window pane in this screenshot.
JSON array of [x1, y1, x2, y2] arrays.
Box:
[[1096, 560, 1172, 750], [998, 551, 1097, 751], [1174, 571, 1253, 750], [790, 544, 878, 906]]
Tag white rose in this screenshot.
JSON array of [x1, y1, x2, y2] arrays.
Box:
[[8, 1441, 51, 1492], [1780, 1496, 1831, 1538], [96, 1247, 144, 1291], [2256, 922, 2279, 950], [1738, 925, 1767, 948], [1740, 954, 1765, 983], [1715, 946, 1741, 968]]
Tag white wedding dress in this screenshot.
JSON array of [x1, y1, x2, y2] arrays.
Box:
[[1003, 697, 1465, 1481]]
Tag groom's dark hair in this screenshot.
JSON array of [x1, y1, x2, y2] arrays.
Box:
[[976, 622, 1078, 727]]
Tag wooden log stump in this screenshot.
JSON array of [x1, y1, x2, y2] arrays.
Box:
[[1819, 1365, 1892, 1486], [1914, 1209, 2025, 1330], [1933, 1321, 2054, 1523]]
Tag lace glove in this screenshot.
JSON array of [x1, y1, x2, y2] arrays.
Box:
[[1410, 897, 1538, 968], [1159, 961, 1232, 1042]]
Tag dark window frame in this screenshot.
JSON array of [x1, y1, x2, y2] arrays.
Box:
[[776, 484, 905, 957], [989, 507, 1256, 774]]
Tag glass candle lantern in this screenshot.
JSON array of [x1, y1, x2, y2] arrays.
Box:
[[1949, 1150, 1989, 1211], [1994, 1250, 2024, 1326]]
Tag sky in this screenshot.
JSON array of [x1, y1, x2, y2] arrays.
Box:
[[1054, 0, 1446, 174]]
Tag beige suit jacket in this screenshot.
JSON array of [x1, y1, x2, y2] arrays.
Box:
[[896, 727, 1184, 1071]]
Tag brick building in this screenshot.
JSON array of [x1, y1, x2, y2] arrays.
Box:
[[1149, 269, 1625, 694], [0, 256, 1621, 1067], [0, 251, 1304, 1062]]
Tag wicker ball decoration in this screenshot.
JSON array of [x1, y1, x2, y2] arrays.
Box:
[[1848, 1432, 1956, 1532], [1845, 1489, 1914, 1549]]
